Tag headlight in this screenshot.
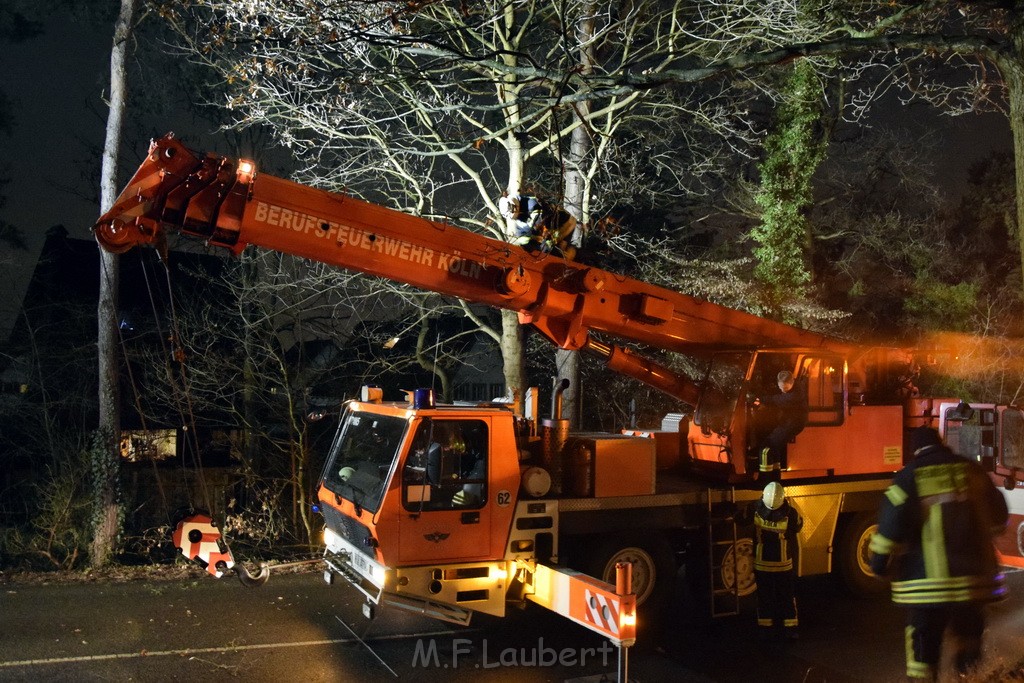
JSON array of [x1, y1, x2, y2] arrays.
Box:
[[323, 526, 339, 549]]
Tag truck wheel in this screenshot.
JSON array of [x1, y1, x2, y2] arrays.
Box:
[[585, 535, 675, 607], [836, 511, 887, 595], [720, 537, 757, 597]]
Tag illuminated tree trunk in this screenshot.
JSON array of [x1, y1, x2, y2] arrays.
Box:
[[500, 309, 525, 405], [1000, 16, 1024, 291], [556, 3, 598, 427], [498, 4, 527, 405], [416, 315, 451, 401], [92, 0, 137, 568]]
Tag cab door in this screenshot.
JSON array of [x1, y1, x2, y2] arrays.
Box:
[[396, 417, 493, 564]]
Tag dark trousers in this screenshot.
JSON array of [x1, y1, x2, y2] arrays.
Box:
[[905, 603, 984, 680], [755, 568, 798, 631], [760, 427, 798, 474]]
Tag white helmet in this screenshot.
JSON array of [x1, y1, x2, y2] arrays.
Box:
[[762, 482, 785, 510]]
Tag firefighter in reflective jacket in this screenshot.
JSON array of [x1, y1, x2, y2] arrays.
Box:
[[752, 481, 803, 640], [869, 426, 1008, 681]]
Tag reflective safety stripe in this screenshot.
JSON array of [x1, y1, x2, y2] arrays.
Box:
[[915, 462, 969, 497], [906, 625, 935, 680], [755, 560, 794, 572], [891, 573, 1007, 604], [921, 501, 948, 579], [758, 518, 789, 532], [869, 532, 895, 555], [885, 483, 908, 507], [919, 490, 968, 506]]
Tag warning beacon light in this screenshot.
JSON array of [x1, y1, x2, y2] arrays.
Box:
[[236, 158, 256, 184]]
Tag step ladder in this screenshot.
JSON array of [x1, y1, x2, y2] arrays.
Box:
[[707, 488, 741, 618]]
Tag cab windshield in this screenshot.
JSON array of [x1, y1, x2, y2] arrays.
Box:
[[323, 410, 408, 514], [694, 352, 751, 433]]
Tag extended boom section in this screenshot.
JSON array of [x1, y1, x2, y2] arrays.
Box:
[[95, 135, 854, 406]]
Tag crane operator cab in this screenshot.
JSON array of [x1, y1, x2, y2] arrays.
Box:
[[690, 349, 855, 479], [404, 419, 489, 510]]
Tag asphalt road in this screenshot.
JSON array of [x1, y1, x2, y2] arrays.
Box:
[[1, 566, 1022, 682]]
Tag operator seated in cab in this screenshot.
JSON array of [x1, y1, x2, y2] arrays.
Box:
[[405, 419, 488, 510], [752, 370, 808, 482]]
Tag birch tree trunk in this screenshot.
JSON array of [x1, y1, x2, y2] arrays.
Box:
[[92, 0, 137, 568], [555, 4, 598, 426], [497, 4, 527, 405]]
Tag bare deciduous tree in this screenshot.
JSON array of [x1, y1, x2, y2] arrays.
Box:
[[158, 0, 776, 410], [129, 245, 483, 543]]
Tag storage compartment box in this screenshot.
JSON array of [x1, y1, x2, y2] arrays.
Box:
[[568, 434, 656, 497]]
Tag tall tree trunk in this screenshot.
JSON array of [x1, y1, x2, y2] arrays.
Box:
[[1011, 79, 1024, 290], [555, 4, 597, 426], [1001, 16, 1024, 290], [92, 0, 137, 568], [750, 60, 823, 313], [495, 3, 527, 407], [500, 309, 525, 406], [416, 315, 451, 400]]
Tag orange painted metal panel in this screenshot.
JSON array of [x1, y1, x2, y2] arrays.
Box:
[[787, 405, 904, 476]]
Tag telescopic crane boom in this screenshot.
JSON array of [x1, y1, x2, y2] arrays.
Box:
[[94, 134, 853, 405]]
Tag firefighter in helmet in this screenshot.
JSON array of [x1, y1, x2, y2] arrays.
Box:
[[751, 481, 803, 640], [869, 426, 1008, 681], [498, 191, 578, 258]]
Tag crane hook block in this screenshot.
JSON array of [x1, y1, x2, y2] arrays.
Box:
[[235, 562, 271, 588], [171, 513, 236, 578]]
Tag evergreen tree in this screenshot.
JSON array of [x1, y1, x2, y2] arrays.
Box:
[[751, 60, 826, 312]]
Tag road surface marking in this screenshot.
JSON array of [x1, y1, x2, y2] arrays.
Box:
[[0, 628, 464, 668]]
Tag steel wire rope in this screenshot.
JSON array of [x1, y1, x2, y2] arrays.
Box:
[[115, 249, 171, 517], [131, 247, 198, 513], [141, 243, 212, 515]]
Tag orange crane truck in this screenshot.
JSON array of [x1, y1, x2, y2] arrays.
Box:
[[94, 134, 1024, 645]]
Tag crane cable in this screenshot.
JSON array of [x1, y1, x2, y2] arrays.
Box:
[[148, 239, 212, 512], [141, 242, 274, 585], [115, 250, 168, 515]]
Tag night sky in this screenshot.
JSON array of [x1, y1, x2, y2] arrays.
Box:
[[1, 14, 112, 337], [0, 13, 216, 338]]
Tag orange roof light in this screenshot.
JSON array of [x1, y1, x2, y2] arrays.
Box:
[[236, 159, 256, 184]]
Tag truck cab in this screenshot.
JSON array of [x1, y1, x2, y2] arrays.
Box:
[[317, 392, 525, 621]]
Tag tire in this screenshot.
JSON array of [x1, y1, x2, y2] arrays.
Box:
[[584, 534, 676, 608], [836, 511, 887, 595], [681, 532, 757, 625], [719, 537, 757, 598]]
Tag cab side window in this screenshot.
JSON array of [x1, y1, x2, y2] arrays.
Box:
[[402, 419, 488, 511], [800, 356, 844, 426]]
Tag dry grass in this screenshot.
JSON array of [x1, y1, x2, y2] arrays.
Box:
[[0, 559, 320, 586]]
